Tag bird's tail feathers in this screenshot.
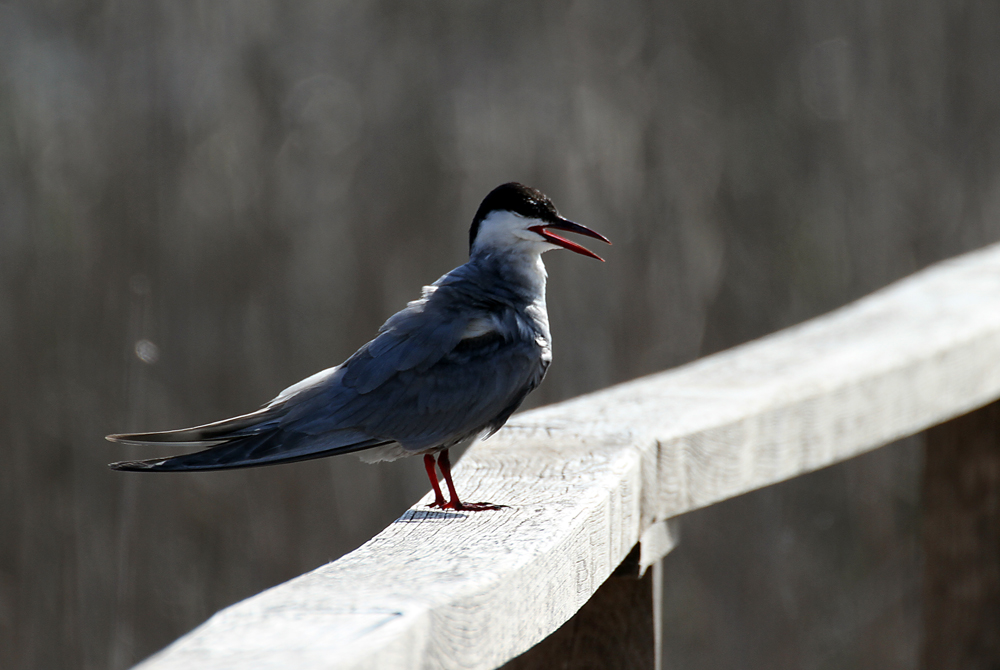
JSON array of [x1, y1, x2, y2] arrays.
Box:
[[109, 430, 392, 472], [105, 407, 280, 447]]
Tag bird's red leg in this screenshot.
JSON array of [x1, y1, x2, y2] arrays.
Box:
[[424, 454, 447, 508], [437, 449, 505, 511]]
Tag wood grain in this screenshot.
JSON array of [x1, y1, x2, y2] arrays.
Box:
[[136, 243, 1000, 670]]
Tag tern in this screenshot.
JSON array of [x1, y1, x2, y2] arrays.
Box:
[[108, 182, 611, 511]]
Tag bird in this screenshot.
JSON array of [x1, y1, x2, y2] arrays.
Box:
[[107, 182, 610, 511]]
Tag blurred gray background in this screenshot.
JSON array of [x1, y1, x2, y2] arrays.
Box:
[[2, 1, 999, 668]]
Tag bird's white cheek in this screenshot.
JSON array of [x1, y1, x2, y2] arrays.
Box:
[[513, 228, 560, 254], [513, 228, 544, 243]]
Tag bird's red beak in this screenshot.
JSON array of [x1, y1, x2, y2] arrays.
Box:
[[529, 218, 612, 261]]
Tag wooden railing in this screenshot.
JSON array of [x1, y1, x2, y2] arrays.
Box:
[[135, 243, 1000, 670]]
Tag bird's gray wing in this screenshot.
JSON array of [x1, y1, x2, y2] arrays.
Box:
[[109, 288, 545, 470], [281, 298, 547, 451], [331, 324, 545, 451]]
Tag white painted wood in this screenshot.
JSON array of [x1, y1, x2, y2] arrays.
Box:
[[639, 521, 678, 576], [136, 242, 1000, 670]]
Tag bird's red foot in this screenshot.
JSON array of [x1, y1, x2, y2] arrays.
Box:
[[449, 500, 506, 512], [423, 450, 506, 511], [427, 500, 506, 512]]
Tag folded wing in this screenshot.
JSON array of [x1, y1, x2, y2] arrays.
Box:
[[108, 287, 547, 471]]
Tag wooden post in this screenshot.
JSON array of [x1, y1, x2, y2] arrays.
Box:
[[501, 545, 661, 670], [922, 400, 1000, 670]]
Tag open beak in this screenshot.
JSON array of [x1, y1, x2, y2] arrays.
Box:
[[529, 217, 612, 261]]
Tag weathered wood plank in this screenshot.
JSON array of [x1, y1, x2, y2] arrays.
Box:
[[136, 243, 1000, 670], [922, 400, 1000, 670]]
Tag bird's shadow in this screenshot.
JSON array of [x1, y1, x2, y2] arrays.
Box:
[[394, 508, 468, 522]]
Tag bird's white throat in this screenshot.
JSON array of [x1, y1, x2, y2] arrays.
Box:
[[471, 210, 561, 258]]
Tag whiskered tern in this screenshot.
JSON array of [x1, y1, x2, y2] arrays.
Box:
[[108, 183, 611, 511]]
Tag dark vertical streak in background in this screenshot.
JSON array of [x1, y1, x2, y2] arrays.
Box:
[[922, 402, 1000, 670]]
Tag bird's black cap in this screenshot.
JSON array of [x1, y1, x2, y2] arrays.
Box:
[[469, 183, 561, 251]]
